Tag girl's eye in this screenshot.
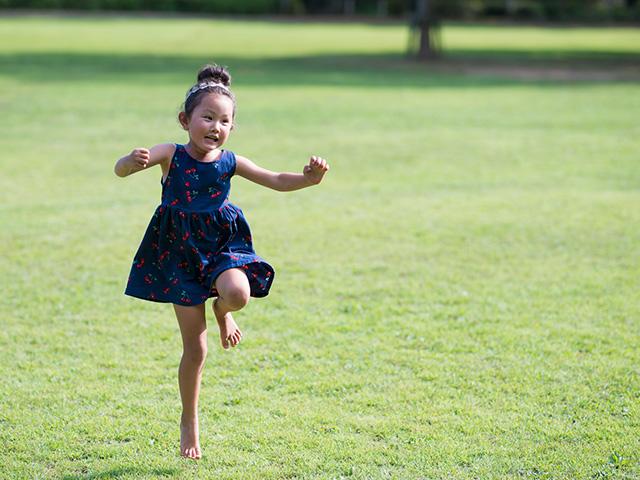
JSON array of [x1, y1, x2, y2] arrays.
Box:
[[204, 116, 212, 120]]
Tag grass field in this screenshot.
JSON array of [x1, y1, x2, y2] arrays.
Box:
[[0, 14, 639, 479]]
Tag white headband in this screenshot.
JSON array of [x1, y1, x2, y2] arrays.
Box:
[[185, 82, 230, 100]]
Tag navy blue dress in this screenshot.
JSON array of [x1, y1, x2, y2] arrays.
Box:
[[125, 144, 274, 305]]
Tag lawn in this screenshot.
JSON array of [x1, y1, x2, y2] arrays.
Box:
[[0, 13, 639, 480]]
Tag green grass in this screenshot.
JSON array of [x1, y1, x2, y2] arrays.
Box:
[[1, 14, 639, 479]]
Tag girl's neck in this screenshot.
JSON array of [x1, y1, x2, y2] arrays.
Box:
[[185, 142, 223, 163]]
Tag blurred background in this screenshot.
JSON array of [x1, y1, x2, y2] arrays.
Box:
[[2, 1, 640, 62]]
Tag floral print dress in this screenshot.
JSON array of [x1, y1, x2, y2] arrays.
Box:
[[125, 144, 274, 306]]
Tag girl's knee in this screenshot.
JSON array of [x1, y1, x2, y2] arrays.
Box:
[[224, 286, 250, 310], [216, 268, 251, 310], [183, 341, 208, 365]]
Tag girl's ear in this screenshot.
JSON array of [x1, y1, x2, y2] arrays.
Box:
[[178, 111, 189, 130]]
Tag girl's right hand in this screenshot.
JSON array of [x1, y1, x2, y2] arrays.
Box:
[[115, 143, 174, 178], [129, 148, 150, 169]]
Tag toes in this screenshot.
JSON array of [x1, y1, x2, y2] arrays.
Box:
[[230, 331, 241, 346], [181, 446, 200, 460]]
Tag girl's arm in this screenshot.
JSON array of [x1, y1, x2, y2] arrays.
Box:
[[114, 143, 175, 178], [235, 155, 329, 192]]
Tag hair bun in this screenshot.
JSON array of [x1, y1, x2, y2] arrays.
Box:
[[197, 64, 231, 87]]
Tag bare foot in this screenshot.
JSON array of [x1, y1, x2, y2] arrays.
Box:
[[213, 298, 242, 349], [180, 415, 201, 460]]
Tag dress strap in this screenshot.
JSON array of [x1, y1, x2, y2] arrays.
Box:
[[175, 143, 188, 159], [220, 150, 237, 177]]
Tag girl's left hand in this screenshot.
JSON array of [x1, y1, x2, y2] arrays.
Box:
[[303, 156, 330, 185]]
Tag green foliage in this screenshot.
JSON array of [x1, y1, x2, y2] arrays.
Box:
[[176, 0, 280, 14], [1, 0, 640, 20], [3, 0, 281, 14]]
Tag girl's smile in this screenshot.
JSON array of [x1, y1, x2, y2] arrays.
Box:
[[179, 93, 234, 159]]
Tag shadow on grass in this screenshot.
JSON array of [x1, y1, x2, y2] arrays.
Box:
[[446, 47, 639, 63], [62, 466, 178, 479], [0, 50, 638, 88]]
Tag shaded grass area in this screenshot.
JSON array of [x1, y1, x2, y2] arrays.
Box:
[[1, 14, 639, 480], [0, 51, 638, 96]]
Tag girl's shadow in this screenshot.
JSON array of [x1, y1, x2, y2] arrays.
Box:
[[63, 467, 178, 480]]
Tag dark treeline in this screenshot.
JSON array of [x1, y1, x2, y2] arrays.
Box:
[[1, 0, 639, 21]]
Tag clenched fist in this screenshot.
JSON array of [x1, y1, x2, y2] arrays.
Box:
[[303, 156, 330, 185], [128, 148, 150, 169]]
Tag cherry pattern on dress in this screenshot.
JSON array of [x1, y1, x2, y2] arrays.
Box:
[[125, 144, 274, 305]]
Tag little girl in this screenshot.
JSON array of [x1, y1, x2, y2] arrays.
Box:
[[114, 64, 329, 460]]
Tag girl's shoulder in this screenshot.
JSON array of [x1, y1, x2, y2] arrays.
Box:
[[150, 143, 177, 164]]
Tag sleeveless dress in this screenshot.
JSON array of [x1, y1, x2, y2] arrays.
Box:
[[125, 144, 274, 306]]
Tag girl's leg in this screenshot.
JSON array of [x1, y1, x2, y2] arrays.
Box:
[[173, 303, 208, 460], [213, 268, 250, 349]]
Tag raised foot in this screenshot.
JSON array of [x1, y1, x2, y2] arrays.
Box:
[[213, 299, 243, 349], [180, 416, 201, 460]]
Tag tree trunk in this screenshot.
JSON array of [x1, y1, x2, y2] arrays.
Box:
[[418, 24, 433, 59], [416, 0, 438, 59]]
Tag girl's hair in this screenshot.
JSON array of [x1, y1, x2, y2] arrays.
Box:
[[183, 64, 236, 119]]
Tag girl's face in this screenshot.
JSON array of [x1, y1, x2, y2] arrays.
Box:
[[180, 93, 234, 156]]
